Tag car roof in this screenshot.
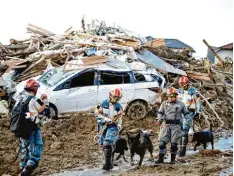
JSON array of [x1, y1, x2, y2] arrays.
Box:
[[63, 58, 131, 73]]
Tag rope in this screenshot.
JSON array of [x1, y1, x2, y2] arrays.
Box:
[[93, 123, 107, 144], [93, 114, 121, 144]]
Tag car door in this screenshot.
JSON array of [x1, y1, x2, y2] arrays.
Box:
[[97, 70, 134, 109], [133, 72, 159, 104], [56, 69, 98, 113]]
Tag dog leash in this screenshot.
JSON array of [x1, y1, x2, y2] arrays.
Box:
[[93, 114, 122, 144]]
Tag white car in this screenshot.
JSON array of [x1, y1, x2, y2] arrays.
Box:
[[13, 65, 163, 120]]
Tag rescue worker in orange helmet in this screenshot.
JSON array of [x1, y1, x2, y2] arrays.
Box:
[[155, 87, 190, 164], [177, 76, 202, 157], [95, 88, 123, 170], [17, 79, 50, 175]]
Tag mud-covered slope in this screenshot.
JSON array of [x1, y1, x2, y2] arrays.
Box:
[[0, 114, 158, 176]]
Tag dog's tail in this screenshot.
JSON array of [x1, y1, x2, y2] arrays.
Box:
[[210, 123, 212, 132]]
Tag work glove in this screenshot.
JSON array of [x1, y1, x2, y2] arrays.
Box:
[[184, 120, 191, 127], [103, 117, 112, 123], [97, 116, 111, 123], [25, 112, 30, 119]]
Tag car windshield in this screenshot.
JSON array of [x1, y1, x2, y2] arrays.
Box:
[[38, 68, 73, 87]]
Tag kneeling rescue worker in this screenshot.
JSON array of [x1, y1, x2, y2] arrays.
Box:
[[155, 87, 190, 164], [95, 88, 123, 171], [16, 79, 49, 175]]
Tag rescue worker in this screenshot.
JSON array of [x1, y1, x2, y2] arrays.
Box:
[[95, 88, 123, 171], [19, 79, 49, 176], [155, 87, 190, 164], [177, 76, 202, 157]]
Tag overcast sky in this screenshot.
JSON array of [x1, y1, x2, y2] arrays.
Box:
[[0, 0, 233, 57]]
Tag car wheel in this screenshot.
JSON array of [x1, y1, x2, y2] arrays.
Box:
[[127, 101, 147, 120], [49, 104, 58, 120]]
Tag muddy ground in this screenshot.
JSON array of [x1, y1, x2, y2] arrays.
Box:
[[0, 114, 233, 176]]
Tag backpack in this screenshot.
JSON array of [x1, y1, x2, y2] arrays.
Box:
[[9, 96, 38, 139]]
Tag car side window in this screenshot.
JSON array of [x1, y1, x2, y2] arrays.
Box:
[[150, 74, 163, 86], [100, 71, 132, 85], [134, 73, 153, 82], [70, 70, 95, 88], [122, 73, 131, 83]]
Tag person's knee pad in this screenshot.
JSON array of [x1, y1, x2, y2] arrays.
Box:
[[171, 143, 178, 152], [159, 141, 166, 150], [103, 142, 112, 151]]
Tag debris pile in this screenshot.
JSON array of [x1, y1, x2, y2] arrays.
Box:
[[147, 39, 233, 130], [0, 23, 142, 82], [0, 20, 233, 130]]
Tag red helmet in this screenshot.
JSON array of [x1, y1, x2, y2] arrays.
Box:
[[167, 87, 178, 96], [178, 76, 190, 88], [25, 79, 40, 93], [109, 88, 122, 103]]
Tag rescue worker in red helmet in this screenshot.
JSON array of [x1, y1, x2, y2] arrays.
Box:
[[177, 76, 202, 157], [18, 79, 50, 176], [155, 87, 190, 164], [94, 88, 123, 171]]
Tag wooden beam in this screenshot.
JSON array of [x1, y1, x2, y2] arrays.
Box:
[[28, 23, 56, 36], [20, 55, 46, 75]]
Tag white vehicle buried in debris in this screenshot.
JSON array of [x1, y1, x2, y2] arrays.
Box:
[[13, 62, 164, 120]]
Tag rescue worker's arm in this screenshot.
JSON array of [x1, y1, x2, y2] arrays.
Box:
[[195, 92, 202, 114], [95, 102, 111, 123], [182, 103, 190, 126], [157, 101, 165, 124], [114, 106, 123, 130], [26, 98, 46, 124]]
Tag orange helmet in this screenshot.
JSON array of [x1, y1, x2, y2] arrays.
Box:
[[25, 79, 40, 93], [178, 76, 190, 89], [167, 87, 178, 97], [109, 88, 122, 103]]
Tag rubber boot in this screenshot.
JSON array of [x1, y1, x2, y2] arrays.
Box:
[[102, 145, 113, 171], [178, 146, 186, 157], [170, 154, 176, 164], [20, 164, 36, 176], [155, 153, 164, 164]]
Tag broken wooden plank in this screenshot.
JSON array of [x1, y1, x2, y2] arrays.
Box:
[[20, 55, 47, 75], [29, 48, 85, 60], [16, 70, 42, 82], [28, 23, 56, 36], [187, 72, 211, 82], [3, 44, 29, 50], [144, 38, 166, 48], [64, 27, 73, 33], [0, 42, 10, 53], [197, 91, 224, 131], [11, 65, 27, 69], [27, 27, 51, 37], [82, 59, 108, 66], [213, 69, 233, 75]]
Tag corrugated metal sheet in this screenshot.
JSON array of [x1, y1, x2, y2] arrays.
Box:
[[145, 37, 195, 52], [136, 49, 187, 76], [164, 39, 195, 52], [207, 46, 218, 63]]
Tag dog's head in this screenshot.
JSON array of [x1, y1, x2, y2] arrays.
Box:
[[126, 132, 141, 149]]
